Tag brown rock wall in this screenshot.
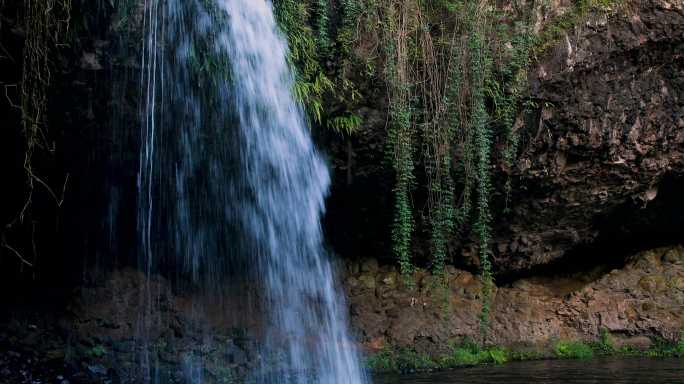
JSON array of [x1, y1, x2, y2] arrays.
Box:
[[345, 246, 684, 355], [492, 0, 684, 270]]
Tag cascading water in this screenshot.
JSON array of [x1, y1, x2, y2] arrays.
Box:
[[222, 2, 367, 382], [136, 0, 367, 382]]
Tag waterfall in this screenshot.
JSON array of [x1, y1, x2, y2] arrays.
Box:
[[136, 0, 367, 382]]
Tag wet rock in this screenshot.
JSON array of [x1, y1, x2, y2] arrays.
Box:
[[484, 0, 684, 272], [360, 258, 379, 273], [80, 52, 103, 70], [640, 299, 657, 311], [662, 247, 684, 264], [45, 349, 65, 361], [672, 276, 684, 290], [347, 260, 361, 276], [87, 364, 107, 376], [638, 275, 668, 293], [357, 273, 376, 290], [379, 270, 399, 287], [21, 331, 40, 347], [615, 336, 654, 351], [225, 341, 248, 366]]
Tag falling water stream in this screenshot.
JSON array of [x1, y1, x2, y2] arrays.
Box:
[[136, 0, 366, 383]]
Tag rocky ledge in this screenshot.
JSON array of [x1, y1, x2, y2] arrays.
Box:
[[346, 246, 684, 355]]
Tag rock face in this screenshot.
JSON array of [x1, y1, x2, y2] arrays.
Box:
[[325, 0, 684, 274], [492, 0, 684, 271], [1, 246, 681, 381], [1, 0, 683, 380], [345, 246, 684, 355], [70, 270, 262, 383]]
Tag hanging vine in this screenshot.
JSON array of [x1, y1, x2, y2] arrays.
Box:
[[274, 0, 366, 135], [489, 20, 534, 211], [313, 0, 332, 56], [467, 0, 494, 331], [3, 0, 71, 268], [20, 0, 71, 212], [384, 0, 416, 277], [272, 0, 598, 338]]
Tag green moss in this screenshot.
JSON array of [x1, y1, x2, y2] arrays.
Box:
[[643, 338, 684, 358], [598, 335, 684, 358], [365, 348, 434, 373], [535, 0, 621, 55], [87, 345, 107, 359], [508, 350, 544, 361], [365, 343, 510, 373], [675, 340, 684, 357], [395, 348, 436, 371], [616, 345, 640, 356], [554, 340, 594, 359], [367, 335, 682, 374], [590, 329, 616, 355], [439, 340, 508, 368], [440, 348, 479, 367], [488, 347, 509, 365], [440, 346, 509, 367], [366, 349, 396, 372]]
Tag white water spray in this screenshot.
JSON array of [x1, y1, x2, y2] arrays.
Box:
[[137, 0, 367, 382]]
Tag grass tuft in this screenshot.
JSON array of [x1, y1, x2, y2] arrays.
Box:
[[554, 340, 594, 359]]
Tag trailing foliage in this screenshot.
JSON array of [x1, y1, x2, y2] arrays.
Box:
[[384, 0, 416, 277], [312, 0, 332, 55], [464, 0, 495, 331], [338, 0, 364, 57], [274, 0, 332, 125], [2, 0, 71, 268], [417, 1, 457, 282], [489, 20, 534, 210], [365, 0, 535, 328], [273, 0, 624, 339], [274, 0, 365, 135], [20, 0, 71, 210]]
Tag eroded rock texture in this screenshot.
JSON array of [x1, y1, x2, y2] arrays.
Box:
[[346, 246, 684, 355], [493, 0, 684, 271]]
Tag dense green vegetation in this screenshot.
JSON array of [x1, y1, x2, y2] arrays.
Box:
[[272, 0, 618, 335], [273, 0, 365, 134], [366, 334, 684, 373], [553, 340, 594, 359]]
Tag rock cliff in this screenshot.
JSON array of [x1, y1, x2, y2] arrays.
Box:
[[491, 0, 684, 271]]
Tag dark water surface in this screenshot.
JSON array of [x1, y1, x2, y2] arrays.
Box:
[[375, 358, 684, 383]]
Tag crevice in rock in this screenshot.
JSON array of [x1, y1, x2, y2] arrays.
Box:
[[497, 172, 684, 287]]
